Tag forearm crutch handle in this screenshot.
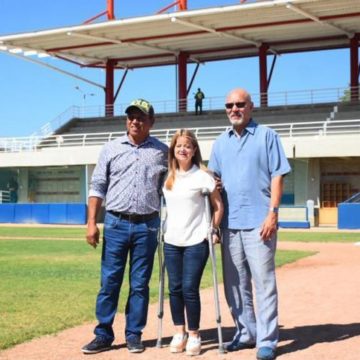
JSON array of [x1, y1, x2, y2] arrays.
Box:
[[202, 188, 225, 354]]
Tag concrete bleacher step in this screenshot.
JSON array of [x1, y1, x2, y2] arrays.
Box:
[[333, 102, 360, 120], [53, 103, 340, 137]]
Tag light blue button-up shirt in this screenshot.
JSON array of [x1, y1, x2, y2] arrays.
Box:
[[89, 134, 168, 214], [208, 119, 291, 229]]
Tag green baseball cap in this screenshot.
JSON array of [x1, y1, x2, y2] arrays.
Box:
[[125, 98, 154, 117]]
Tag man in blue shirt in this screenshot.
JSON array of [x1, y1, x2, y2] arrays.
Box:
[[82, 99, 168, 355], [208, 88, 291, 360]]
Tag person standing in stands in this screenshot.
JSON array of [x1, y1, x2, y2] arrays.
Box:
[[163, 129, 223, 356], [194, 88, 205, 115], [208, 88, 291, 360], [82, 99, 168, 355]]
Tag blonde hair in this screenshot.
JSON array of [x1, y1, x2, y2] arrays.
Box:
[[165, 129, 203, 190]]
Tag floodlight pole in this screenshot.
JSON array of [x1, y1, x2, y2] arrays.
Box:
[[178, 0, 187, 11], [157, 0, 187, 14], [350, 35, 359, 102], [105, 1, 115, 116], [178, 52, 188, 112], [107, 0, 115, 19], [105, 60, 116, 117], [259, 43, 269, 108], [82, 0, 116, 116]]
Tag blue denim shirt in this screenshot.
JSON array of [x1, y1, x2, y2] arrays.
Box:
[[208, 119, 291, 229], [89, 134, 168, 214]]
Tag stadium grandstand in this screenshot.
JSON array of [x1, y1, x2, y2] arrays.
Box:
[[0, 0, 359, 228]]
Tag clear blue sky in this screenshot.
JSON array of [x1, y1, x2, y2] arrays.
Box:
[[0, 0, 350, 137]]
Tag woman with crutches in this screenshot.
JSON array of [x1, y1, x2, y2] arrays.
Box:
[[162, 129, 223, 356]]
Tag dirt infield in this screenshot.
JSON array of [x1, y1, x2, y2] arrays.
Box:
[[1, 241, 359, 360]]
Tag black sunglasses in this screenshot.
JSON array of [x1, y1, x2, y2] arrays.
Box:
[[127, 113, 148, 122], [225, 102, 247, 109]]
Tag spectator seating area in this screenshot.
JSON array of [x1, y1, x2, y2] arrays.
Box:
[[55, 102, 348, 136]]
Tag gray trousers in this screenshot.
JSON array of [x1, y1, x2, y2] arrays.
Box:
[[221, 228, 278, 349]]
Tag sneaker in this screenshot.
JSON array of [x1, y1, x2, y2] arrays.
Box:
[[224, 339, 256, 352], [257, 346, 276, 360], [186, 335, 201, 356], [81, 336, 112, 354], [126, 335, 145, 353], [170, 333, 188, 353]]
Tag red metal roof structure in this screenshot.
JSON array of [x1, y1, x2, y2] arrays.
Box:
[[0, 0, 359, 113]]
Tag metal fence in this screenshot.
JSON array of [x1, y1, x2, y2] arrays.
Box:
[[0, 191, 10, 203], [1, 118, 360, 153], [29, 86, 358, 139]]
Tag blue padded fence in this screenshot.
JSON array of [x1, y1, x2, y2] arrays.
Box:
[[0, 203, 87, 224], [278, 205, 310, 229], [338, 203, 360, 229], [338, 192, 360, 229]]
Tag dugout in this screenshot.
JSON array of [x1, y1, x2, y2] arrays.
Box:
[[0, 166, 89, 224], [338, 192, 360, 229]]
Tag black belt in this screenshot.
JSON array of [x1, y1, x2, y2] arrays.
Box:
[[108, 210, 159, 223]]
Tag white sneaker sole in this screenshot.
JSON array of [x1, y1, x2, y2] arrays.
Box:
[[170, 346, 185, 353], [186, 349, 201, 356], [81, 346, 111, 354]]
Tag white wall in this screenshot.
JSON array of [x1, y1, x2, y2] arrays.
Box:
[[0, 134, 359, 166]]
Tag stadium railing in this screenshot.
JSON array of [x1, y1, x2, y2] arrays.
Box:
[[29, 85, 359, 140], [1, 118, 360, 153], [0, 190, 10, 203]]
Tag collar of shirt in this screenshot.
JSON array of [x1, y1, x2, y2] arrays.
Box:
[[120, 133, 154, 147], [175, 164, 199, 178], [227, 118, 257, 138]]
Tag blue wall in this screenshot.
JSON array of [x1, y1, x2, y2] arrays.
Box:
[[338, 203, 360, 229], [0, 203, 87, 224]]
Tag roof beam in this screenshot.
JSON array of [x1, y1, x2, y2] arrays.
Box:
[[171, 17, 279, 55], [66, 32, 132, 67], [172, 17, 259, 46], [0, 39, 108, 66], [67, 31, 125, 46], [0, 49, 105, 89], [286, 3, 353, 38], [0, 40, 50, 58], [66, 30, 200, 64]]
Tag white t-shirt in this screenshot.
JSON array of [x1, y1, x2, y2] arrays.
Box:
[[163, 165, 216, 247]]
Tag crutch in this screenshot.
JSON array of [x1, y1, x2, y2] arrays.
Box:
[[156, 193, 166, 348], [202, 188, 225, 354]]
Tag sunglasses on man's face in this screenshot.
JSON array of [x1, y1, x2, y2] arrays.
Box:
[[225, 102, 247, 109], [127, 113, 148, 122]]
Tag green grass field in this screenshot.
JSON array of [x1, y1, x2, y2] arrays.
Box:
[[278, 231, 360, 243], [1, 226, 358, 350]]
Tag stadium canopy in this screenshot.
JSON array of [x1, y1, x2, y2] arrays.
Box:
[[0, 0, 359, 113]]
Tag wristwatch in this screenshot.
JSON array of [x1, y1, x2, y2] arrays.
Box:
[[269, 207, 279, 214]]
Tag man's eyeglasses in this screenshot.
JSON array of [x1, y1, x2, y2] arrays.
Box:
[[127, 113, 148, 122], [225, 102, 247, 109]]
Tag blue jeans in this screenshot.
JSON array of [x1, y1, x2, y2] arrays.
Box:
[[164, 240, 209, 330], [221, 228, 278, 349], [94, 212, 159, 342]]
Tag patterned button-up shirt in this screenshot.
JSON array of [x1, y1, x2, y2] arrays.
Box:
[[89, 134, 168, 214]]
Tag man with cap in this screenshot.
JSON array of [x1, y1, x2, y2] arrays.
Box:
[[82, 99, 168, 354]]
